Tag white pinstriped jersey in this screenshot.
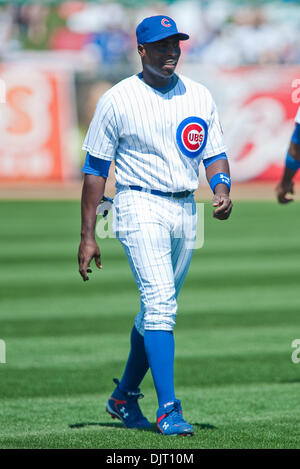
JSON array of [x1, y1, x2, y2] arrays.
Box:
[[82, 73, 227, 192], [295, 107, 300, 124]]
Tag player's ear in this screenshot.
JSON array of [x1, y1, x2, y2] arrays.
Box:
[[137, 44, 146, 58]]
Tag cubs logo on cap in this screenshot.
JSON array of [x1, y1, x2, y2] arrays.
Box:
[[176, 117, 208, 158], [161, 18, 171, 27]]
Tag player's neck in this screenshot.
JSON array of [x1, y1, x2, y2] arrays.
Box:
[[141, 69, 173, 89]]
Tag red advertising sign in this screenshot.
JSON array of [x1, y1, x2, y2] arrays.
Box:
[[181, 65, 300, 181], [0, 65, 76, 182]]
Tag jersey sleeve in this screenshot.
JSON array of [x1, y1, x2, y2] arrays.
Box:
[[82, 92, 119, 161], [201, 96, 227, 161], [82, 152, 112, 177], [202, 152, 227, 168], [291, 123, 300, 145]]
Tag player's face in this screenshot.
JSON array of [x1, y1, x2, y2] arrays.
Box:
[[139, 36, 181, 78]]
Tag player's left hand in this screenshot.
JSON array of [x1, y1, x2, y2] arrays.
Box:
[[212, 193, 232, 220], [78, 239, 102, 282]]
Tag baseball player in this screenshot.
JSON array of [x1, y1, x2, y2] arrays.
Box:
[[78, 15, 232, 436], [276, 106, 300, 203]]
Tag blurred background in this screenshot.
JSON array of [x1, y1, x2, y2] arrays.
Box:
[[0, 0, 300, 199]]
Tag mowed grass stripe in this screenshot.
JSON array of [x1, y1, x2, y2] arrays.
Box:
[[2, 325, 297, 368], [1, 268, 300, 301], [1, 306, 300, 338], [1, 282, 299, 320], [0, 293, 140, 319], [2, 252, 300, 280], [0, 331, 299, 399], [1, 226, 299, 264], [0, 355, 297, 400], [1, 236, 300, 261]]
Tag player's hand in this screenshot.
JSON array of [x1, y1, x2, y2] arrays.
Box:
[[212, 193, 232, 220], [276, 181, 294, 204], [78, 238, 102, 281]]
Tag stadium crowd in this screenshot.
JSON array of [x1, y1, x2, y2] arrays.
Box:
[[0, 0, 300, 67]]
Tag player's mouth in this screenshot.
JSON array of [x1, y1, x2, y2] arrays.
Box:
[[162, 60, 177, 71]]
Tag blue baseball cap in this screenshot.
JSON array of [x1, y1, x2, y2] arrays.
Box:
[[136, 15, 189, 44]]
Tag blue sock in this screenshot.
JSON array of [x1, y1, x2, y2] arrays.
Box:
[[144, 330, 176, 408], [119, 325, 149, 393]]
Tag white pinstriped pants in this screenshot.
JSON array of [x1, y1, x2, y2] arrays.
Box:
[[112, 189, 197, 335]]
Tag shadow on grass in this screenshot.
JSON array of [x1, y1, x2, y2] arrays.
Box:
[[69, 422, 156, 433], [69, 422, 217, 432], [192, 423, 217, 430]]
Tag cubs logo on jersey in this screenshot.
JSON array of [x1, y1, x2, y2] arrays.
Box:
[[176, 116, 208, 158]]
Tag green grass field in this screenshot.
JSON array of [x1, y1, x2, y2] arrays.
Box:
[[1, 199, 300, 449]]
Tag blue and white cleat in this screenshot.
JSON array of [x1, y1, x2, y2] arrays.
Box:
[[106, 379, 152, 430], [156, 399, 194, 436]]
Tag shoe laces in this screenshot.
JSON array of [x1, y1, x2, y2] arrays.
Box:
[[164, 401, 185, 424]]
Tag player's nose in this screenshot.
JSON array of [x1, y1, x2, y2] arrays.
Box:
[[165, 45, 179, 59]]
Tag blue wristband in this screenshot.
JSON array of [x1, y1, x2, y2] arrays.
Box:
[[285, 152, 300, 171], [209, 172, 231, 193]]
